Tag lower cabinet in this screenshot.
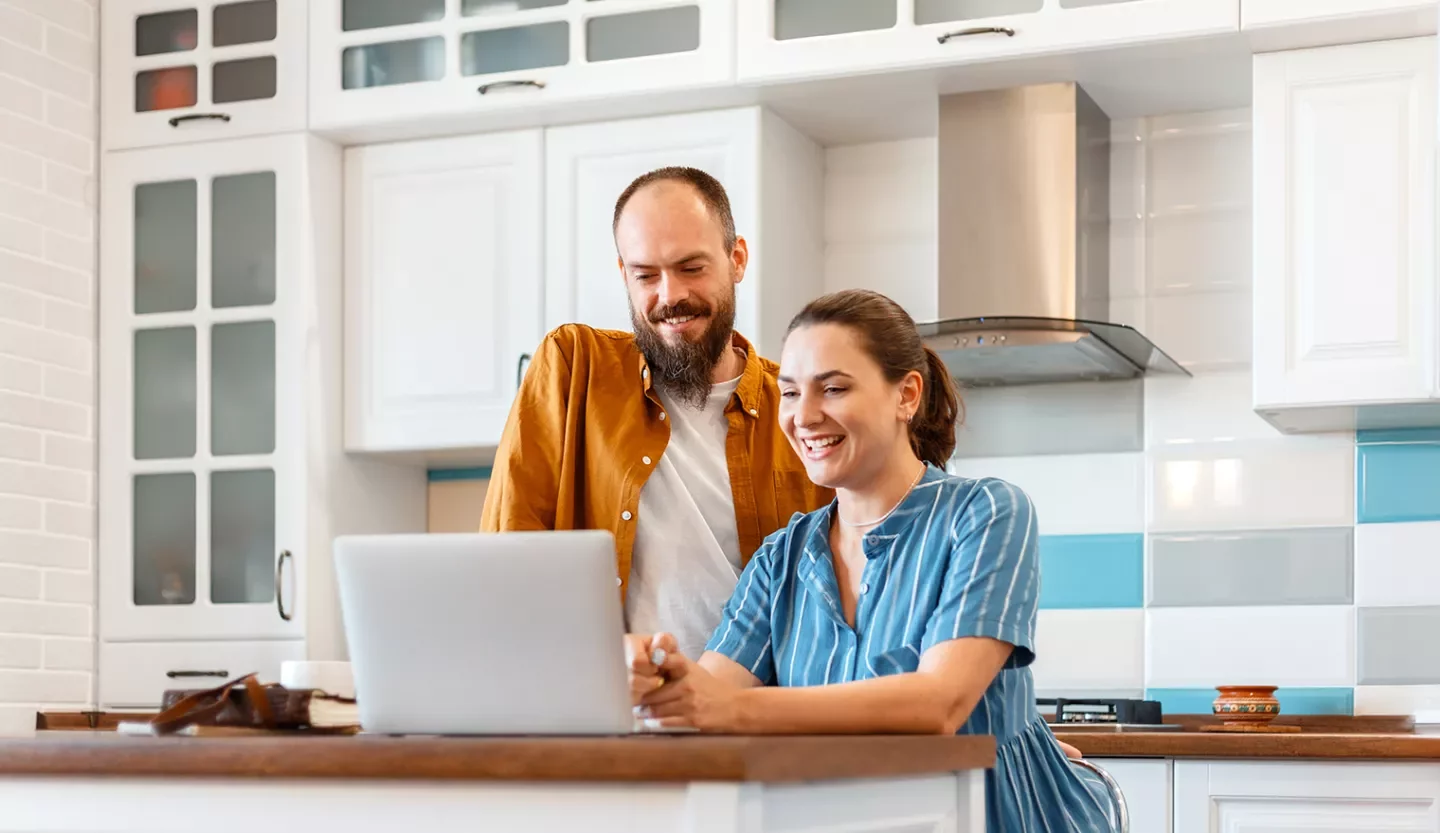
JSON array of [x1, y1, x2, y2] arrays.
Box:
[[1100, 759, 1173, 833], [1173, 760, 1440, 831]]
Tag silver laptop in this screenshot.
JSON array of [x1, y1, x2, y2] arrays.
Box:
[[333, 530, 680, 736]]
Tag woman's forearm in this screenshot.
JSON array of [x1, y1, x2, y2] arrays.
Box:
[[729, 673, 967, 735]]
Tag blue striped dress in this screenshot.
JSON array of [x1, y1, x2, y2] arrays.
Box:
[[704, 465, 1119, 832]]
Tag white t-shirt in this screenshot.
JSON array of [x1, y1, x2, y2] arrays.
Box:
[[624, 375, 744, 662]]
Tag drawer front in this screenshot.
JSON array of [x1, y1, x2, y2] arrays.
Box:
[[99, 641, 304, 709]]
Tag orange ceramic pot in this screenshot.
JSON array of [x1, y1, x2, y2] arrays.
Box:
[[1213, 685, 1281, 725]]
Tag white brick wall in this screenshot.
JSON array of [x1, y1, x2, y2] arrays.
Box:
[[0, 0, 98, 721]]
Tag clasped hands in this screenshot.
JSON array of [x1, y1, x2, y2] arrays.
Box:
[[624, 632, 739, 732]]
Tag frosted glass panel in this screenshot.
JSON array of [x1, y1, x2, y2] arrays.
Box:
[[213, 56, 277, 103], [133, 473, 196, 606], [461, 23, 568, 75], [135, 66, 198, 113], [588, 7, 699, 62], [134, 180, 197, 314], [210, 469, 275, 604], [343, 0, 444, 30], [211, 321, 275, 456], [134, 327, 196, 460], [213, 0, 276, 46], [775, 0, 895, 40], [136, 9, 197, 56], [916, 0, 1042, 24], [463, 0, 566, 14], [342, 38, 446, 89], [212, 172, 276, 308]]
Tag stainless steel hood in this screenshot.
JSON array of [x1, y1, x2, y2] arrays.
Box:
[[920, 82, 1189, 387]]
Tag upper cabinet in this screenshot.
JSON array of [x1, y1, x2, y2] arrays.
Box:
[[101, 0, 308, 151], [1241, 0, 1436, 50], [308, 0, 735, 133], [1251, 35, 1440, 433], [735, 0, 1238, 84]]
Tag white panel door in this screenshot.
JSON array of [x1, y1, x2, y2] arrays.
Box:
[[1252, 36, 1438, 410], [1174, 761, 1440, 832], [344, 130, 544, 452], [101, 0, 308, 150], [544, 108, 759, 337], [99, 135, 308, 641]]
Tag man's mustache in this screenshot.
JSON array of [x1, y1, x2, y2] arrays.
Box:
[[648, 301, 711, 323]]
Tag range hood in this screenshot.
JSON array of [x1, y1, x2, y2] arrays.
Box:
[[920, 82, 1189, 387]]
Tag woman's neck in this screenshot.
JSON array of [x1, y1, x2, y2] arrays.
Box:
[[835, 453, 928, 529]]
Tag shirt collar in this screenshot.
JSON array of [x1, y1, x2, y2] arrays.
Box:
[[635, 331, 765, 419], [803, 464, 949, 560]]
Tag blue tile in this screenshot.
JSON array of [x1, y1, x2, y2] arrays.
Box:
[[1145, 687, 1353, 716], [1357, 427, 1440, 445], [1038, 534, 1143, 609], [428, 466, 492, 482], [1357, 443, 1440, 523]]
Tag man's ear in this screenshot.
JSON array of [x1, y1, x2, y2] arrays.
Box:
[[617, 255, 625, 283], [731, 236, 749, 283]]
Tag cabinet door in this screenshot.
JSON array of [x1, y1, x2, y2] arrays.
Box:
[[1252, 37, 1438, 411], [736, 0, 1237, 84], [99, 135, 307, 642], [344, 130, 544, 452], [309, 0, 733, 133], [1174, 760, 1440, 831], [101, 0, 306, 150], [544, 108, 759, 337], [1098, 759, 1172, 833]]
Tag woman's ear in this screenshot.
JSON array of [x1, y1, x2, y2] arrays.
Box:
[[899, 369, 924, 422]]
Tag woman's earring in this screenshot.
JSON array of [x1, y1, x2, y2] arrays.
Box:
[[906, 412, 914, 425]]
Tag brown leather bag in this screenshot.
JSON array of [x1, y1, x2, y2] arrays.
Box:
[[149, 672, 358, 735]]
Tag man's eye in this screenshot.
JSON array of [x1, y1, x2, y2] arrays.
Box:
[[780, 390, 797, 398], [825, 387, 846, 395]]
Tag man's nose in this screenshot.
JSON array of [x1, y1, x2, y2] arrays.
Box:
[[656, 270, 686, 308]]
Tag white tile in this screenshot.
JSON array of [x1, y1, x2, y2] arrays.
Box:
[[1354, 685, 1440, 716], [0, 356, 42, 395], [0, 461, 87, 503], [1145, 289, 1252, 371], [42, 569, 91, 604], [823, 138, 936, 242], [0, 669, 88, 703], [1148, 441, 1354, 532], [42, 637, 91, 671], [0, 215, 45, 259], [0, 494, 42, 529], [42, 500, 91, 538], [950, 453, 1144, 535], [1356, 522, 1440, 608], [1033, 609, 1145, 692], [0, 530, 89, 569], [0, 4, 45, 51], [0, 424, 42, 462], [0, 284, 43, 326], [1147, 209, 1250, 295], [0, 636, 42, 669], [1147, 125, 1251, 212], [823, 241, 937, 322], [1109, 217, 1146, 299], [1146, 606, 1355, 687], [1145, 370, 1349, 447], [0, 565, 41, 600], [0, 390, 87, 435], [0, 320, 90, 373], [42, 366, 92, 406]]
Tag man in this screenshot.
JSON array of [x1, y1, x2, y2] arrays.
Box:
[[480, 166, 831, 660]]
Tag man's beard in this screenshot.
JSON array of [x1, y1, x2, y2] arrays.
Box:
[[631, 288, 737, 411]]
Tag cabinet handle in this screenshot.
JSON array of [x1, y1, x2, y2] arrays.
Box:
[[167, 112, 233, 127], [166, 670, 229, 679], [478, 80, 546, 95], [276, 549, 293, 621], [937, 26, 1016, 44], [516, 353, 532, 389]]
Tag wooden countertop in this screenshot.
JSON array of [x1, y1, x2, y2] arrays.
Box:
[[1065, 731, 1440, 760], [0, 732, 996, 783]]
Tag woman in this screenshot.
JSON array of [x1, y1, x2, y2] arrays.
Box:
[[629, 289, 1119, 832]]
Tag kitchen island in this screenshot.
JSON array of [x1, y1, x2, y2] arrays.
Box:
[[0, 733, 995, 833]]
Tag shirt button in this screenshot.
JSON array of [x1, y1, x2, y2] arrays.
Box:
[[622, 511, 633, 521], [642, 456, 652, 465], [641, 367, 649, 379], [860, 582, 870, 594], [749, 408, 758, 416], [616, 577, 622, 586], [659, 412, 666, 421]]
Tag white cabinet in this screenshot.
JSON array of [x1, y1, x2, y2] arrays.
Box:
[[308, 0, 734, 134], [343, 130, 545, 454], [545, 106, 824, 360], [735, 0, 1238, 85], [1242, 0, 1436, 51], [1251, 36, 1440, 433], [99, 134, 425, 699], [1099, 759, 1172, 833], [101, 0, 308, 150], [1173, 761, 1440, 831]]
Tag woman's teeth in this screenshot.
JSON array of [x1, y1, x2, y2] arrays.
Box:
[[804, 437, 842, 450]]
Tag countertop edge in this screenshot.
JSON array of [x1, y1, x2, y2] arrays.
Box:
[[1066, 732, 1440, 761]]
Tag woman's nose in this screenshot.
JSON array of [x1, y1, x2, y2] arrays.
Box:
[[795, 394, 823, 426]]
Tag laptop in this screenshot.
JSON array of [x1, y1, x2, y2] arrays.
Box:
[[332, 529, 688, 736]]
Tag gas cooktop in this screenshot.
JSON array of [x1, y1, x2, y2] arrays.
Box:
[[1038, 697, 1183, 732]]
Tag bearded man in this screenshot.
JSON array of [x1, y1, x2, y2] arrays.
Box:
[[481, 167, 831, 659]]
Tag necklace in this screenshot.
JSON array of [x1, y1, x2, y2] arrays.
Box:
[[838, 464, 927, 528]]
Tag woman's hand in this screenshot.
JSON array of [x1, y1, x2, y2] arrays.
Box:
[[623, 632, 675, 706], [636, 644, 743, 732], [1058, 739, 1083, 760]]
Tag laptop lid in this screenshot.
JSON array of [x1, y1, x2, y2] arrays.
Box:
[[333, 530, 632, 736]]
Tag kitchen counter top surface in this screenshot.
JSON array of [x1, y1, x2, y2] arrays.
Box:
[[0, 731, 996, 783], [1065, 730, 1440, 760]]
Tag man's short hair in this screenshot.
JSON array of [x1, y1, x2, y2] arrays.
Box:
[[612, 166, 738, 254]]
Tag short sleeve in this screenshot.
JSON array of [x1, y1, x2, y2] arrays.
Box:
[[920, 479, 1040, 668], [703, 536, 779, 685]]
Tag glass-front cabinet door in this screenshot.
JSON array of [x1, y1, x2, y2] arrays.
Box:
[[100, 135, 304, 642], [736, 0, 1239, 83], [101, 0, 307, 151], [308, 0, 733, 132]]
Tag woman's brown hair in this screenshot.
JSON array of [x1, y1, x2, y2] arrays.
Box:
[[784, 289, 963, 468]]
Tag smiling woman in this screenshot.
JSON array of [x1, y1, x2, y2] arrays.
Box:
[[627, 289, 1123, 833]]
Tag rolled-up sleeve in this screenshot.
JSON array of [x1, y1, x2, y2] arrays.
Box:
[[704, 538, 779, 684], [920, 479, 1040, 668]]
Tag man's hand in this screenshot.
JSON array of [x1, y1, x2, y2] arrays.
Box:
[[624, 632, 676, 706], [636, 647, 742, 732]]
